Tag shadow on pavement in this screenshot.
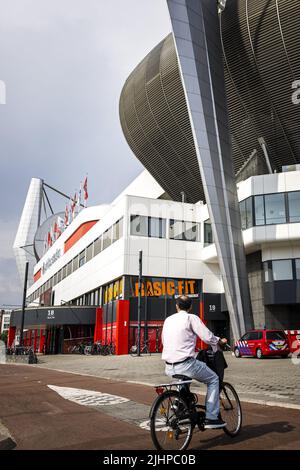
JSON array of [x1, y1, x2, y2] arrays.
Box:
[[192, 421, 295, 449]]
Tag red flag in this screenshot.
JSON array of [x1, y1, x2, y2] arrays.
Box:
[[64, 204, 69, 226], [47, 231, 52, 247], [83, 176, 88, 204]]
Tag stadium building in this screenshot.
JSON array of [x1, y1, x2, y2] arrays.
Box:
[[9, 0, 300, 354]]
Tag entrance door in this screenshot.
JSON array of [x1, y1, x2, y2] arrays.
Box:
[[129, 326, 162, 353]]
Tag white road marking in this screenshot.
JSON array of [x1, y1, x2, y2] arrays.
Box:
[[47, 385, 129, 407]]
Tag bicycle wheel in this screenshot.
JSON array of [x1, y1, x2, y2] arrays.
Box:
[[150, 391, 193, 451], [130, 345, 138, 357], [219, 382, 242, 437]]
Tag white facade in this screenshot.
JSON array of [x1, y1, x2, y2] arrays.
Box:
[[13, 178, 43, 286], [25, 169, 300, 332]]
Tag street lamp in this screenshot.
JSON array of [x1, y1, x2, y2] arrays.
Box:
[[218, 0, 227, 13]]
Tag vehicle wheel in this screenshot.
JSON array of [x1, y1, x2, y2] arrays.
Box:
[[256, 348, 263, 359], [150, 391, 193, 451], [234, 348, 241, 358], [220, 382, 242, 437]]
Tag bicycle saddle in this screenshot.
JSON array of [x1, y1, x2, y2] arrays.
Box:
[[172, 374, 191, 381]]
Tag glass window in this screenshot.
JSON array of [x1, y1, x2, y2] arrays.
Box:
[[272, 260, 293, 281], [169, 220, 184, 240], [266, 331, 286, 341], [248, 332, 259, 340], [94, 236, 102, 256], [288, 192, 300, 223], [130, 215, 148, 237], [184, 222, 199, 242], [86, 243, 93, 262], [204, 220, 213, 246], [149, 217, 166, 238], [103, 227, 112, 249], [79, 250, 85, 268], [112, 218, 123, 243], [296, 259, 300, 280], [67, 261, 72, 276], [57, 270, 62, 283], [72, 255, 79, 272], [265, 193, 286, 225], [246, 197, 253, 228], [263, 261, 272, 282], [241, 333, 251, 341], [254, 196, 265, 226], [240, 200, 246, 230]]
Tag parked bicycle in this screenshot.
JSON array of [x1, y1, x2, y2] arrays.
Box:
[[101, 342, 115, 356], [130, 339, 151, 356], [149, 345, 242, 450]]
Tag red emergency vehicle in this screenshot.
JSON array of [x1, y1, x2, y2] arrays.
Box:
[[234, 329, 290, 359]]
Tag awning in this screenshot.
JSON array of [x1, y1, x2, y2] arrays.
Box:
[[10, 306, 96, 327]]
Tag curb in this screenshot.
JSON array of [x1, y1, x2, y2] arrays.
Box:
[[0, 422, 16, 450], [6, 362, 300, 411]]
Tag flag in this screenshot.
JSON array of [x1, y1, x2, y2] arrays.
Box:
[[71, 193, 77, 220], [64, 204, 69, 227], [77, 183, 82, 211], [57, 216, 64, 238], [47, 231, 52, 248], [83, 176, 88, 206]]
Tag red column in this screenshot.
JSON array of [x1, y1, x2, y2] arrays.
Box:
[[39, 330, 45, 353], [33, 329, 38, 352], [94, 307, 103, 343], [115, 300, 130, 355], [7, 327, 16, 348], [197, 299, 208, 350]]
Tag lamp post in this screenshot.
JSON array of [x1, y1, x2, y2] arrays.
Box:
[[19, 261, 29, 347], [137, 250, 143, 357]]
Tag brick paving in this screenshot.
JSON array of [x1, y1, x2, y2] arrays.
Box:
[[32, 352, 300, 407]]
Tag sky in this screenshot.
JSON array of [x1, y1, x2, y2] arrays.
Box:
[[0, 0, 171, 308]]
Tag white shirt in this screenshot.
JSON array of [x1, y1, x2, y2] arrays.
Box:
[[161, 310, 220, 363]]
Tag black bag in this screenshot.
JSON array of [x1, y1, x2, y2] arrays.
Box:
[[196, 348, 228, 385]]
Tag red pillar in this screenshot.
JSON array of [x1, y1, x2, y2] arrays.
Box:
[[39, 330, 45, 353], [115, 300, 130, 355], [94, 307, 103, 343], [33, 329, 38, 352], [7, 327, 16, 347], [197, 299, 208, 350]]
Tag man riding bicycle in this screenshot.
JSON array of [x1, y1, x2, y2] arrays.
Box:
[[162, 295, 228, 429]]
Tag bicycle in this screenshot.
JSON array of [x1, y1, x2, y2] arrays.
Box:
[[101, 343, 115, 356], [130, 339, 151, 356], [149, 346, 242, 450]]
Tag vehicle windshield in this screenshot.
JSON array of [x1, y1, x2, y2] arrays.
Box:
[[266, 331, 286, 341]]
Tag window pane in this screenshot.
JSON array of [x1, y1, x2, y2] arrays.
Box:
[[272, 260, 293, 281], [204, 220, 213, 246], [86, 243, 93, 262], [130, 215, 148, 236], [94, 236, 102, 256], [103, 227, 112, 249], [246, 197, 253, 228], [288, 192, 300, 223], [79, 250, 85, 267], [240, 200, 246, 230], [263, 261, 272, 282], [254, 196, 265, 226], [72, 255, 79, 272], [265, 194, 286, 225], [112, 218, 123, 242], [149, 217, 166, 238], [184, 222, 199, 241], [67, 261, 72, 276], [169, 219, 184, 240], [266, 331, 286, 340], [295, 259, 300, 280]]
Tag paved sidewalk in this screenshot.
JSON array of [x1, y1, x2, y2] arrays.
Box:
[[33, 352, 300, 408]]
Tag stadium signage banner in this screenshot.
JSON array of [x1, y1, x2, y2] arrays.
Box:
[[42, 248, 61, 274]]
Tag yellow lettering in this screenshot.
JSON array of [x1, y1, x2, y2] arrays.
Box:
[[146, 281, 154, 296], [167, 281, 175, 296], [177, 280, 184, 295], [153, 281, 162, 297], [188, 280, 196, 294]]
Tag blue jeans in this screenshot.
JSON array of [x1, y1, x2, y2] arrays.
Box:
[[165, 358, 220, 420]]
